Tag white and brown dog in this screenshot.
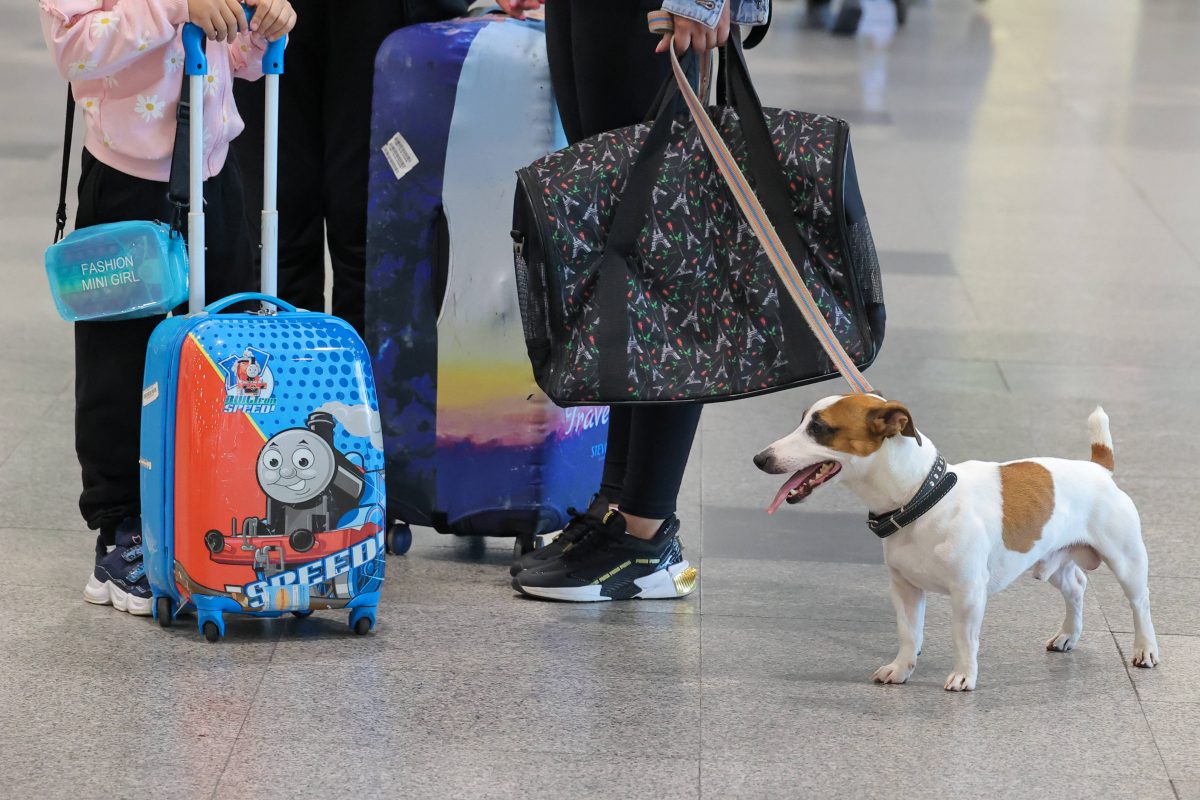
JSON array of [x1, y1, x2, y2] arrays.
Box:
[[754, 394, 1159, 691]]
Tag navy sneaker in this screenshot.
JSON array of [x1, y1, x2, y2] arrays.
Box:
[[513, 510, 698, 602], [509, 494, 610, 576], [84, 517, 151, 616]]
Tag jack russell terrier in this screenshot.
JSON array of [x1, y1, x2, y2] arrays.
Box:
[[754, 394, 1159, 691]]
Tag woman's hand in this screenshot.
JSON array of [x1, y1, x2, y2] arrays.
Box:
[[246, 0, 297, 42], [655, 1, 732, 56], [496, 0, 545, 20]]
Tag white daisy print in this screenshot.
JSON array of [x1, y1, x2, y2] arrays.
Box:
[[135, 33, 152, 52], [134, 94, 164, 123], [91, 11, 120, 38], [78, 97, 98, 114], [67, 60, 95, 79], [102, 133, 114, 149], [104, 74, 119, 88], [164, 48, 183, 73], [203, 74, 219, 95]]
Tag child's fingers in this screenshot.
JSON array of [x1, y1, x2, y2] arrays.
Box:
[[208, 11, 228, 42], [216, 2, 240, 42], [233, 0, 250, 34], [256, 0, 285, 38]]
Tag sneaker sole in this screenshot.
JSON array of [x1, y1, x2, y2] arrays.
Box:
[[84, 575, 152, 617], [514, 560, 698, 602]]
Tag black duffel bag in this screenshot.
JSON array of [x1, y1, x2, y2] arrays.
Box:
[[511, 34, 884, 405]]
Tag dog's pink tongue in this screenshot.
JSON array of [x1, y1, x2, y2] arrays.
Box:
[[766, 469, 810, 515]]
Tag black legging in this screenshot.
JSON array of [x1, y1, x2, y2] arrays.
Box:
[[546, 0, 702, 520]]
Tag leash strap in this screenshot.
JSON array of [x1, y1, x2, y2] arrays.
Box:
[[647, 10, 874, 395], [867, 455, 957, 538]]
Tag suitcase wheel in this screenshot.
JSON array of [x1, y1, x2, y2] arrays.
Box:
[[155, 596, 173, 628], [387, 523, 413, 556], [291, 609, 314, 618], [199, 612, 225, 643], [349, 606, 376, 635]]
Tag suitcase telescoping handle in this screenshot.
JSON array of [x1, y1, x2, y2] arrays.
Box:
[[182, 6, 286, 313]]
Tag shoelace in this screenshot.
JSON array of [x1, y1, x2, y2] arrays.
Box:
[[549, 508, 601, 549], [559, 517, 621, 563]]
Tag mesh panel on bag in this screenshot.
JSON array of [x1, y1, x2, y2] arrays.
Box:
[[514, 248, 550, 343], [848, 218, 884, 306]]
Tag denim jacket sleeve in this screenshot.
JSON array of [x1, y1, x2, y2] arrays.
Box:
[[660, 0, 770, 29]]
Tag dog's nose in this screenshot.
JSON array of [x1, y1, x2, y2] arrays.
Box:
[[753, 451, 773, 471]]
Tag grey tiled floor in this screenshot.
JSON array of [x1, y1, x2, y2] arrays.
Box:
[[3, 1, 1199, 798]]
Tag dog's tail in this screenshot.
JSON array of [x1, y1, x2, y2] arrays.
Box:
[[1089, 407, 1114, 472]]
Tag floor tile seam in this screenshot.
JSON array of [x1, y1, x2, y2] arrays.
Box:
[[0, 526, 89, 536], [253, 658, 705, 683], [1133, 672, 1181, 784], [0, 421, 46, 472], [697, 745, 1173, 776], [1107, 627, 1174, 780], [211, 633, 281, 800], [1102, 143, 1200, 270], [1141, 699, 1200, 709], [0, 525, 91, 536], [684, 609, 1122, 632], [993, 360, 1012, 393], [987, 357, 1195, 380]]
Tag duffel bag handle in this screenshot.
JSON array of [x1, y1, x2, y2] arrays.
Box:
[[643, 11, 874, 395]]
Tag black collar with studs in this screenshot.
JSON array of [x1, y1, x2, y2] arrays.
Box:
[[867, 454, 957, 539]]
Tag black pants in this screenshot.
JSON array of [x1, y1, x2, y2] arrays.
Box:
[[232, 1, 459, 335], [74, 150, 255, 533], [546, 0, 702, 520]]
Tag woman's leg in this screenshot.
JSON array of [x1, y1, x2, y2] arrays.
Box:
[[551, 0, 703, 539], [515, 1, 702, 599], [616, 406, 703, 537]]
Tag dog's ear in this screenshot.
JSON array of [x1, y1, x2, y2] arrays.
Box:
[[869, 402, 922, 446]]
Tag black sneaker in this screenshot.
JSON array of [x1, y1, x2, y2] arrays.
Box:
[[512, 510, 698, 602], [509, 494, 610, 576]]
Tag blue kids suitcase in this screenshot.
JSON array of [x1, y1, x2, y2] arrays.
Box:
[[366, 11, 608, 557], [141, 22, 386, 641]]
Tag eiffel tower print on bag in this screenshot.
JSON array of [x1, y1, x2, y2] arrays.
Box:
[[511, 31, 885, 405]]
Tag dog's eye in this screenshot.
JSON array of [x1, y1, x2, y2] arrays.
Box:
[[806, 417, 835, 441]]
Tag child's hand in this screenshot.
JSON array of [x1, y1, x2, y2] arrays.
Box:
[[245, 0, 297, 42], [188, 0, 249, 43]]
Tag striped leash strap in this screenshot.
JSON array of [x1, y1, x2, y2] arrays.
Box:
[[647, 10, 874, 395]]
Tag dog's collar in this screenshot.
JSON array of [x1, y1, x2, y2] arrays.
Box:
[[867, 454, 957, 539]]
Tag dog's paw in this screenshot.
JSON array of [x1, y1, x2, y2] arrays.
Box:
[[1046, 631, 1078, 652], [943, 671, 976, 692], [1132, 642, 1160, 668], [872, 661, 913, 685]]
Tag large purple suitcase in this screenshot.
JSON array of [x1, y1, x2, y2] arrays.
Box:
[[366, 13, 608, 555]]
